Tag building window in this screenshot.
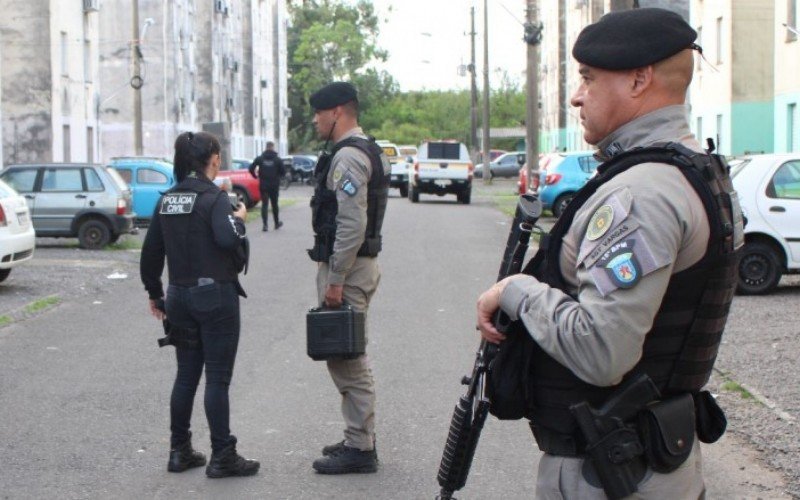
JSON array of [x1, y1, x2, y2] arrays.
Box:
[[84, 40, 92, 83], [696, 26, 703, 71], [63, 125, 71, 162], [788, 103, 797, 152], [716, 114, 723, 152], [697, 116, 703, 142], [87, 126, 94, 163], [788, 0, 798, 42], [715, 17, 723, 64], [61, 32, 69, 76]]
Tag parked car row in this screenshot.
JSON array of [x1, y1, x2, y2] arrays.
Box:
[[0, 163, 134, 250]]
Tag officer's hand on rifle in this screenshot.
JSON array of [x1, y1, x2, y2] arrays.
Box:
[[476, 277, 512, 344]]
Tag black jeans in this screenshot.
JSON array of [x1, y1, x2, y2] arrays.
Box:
[[166, 281, 240, 454], [260, 187, 280, 227]]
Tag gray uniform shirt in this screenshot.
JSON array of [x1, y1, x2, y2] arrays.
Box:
[[499, 105, 743, 387], [325, 127, 390, 285]]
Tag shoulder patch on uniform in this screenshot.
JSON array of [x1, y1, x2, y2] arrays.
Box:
[[578, 190, 633, 265], [333, 169, 343, 183], [159, 192, 197, 215], [586, 204, 614, 241], [586, 231, 670, 296], [341, 178, 358, 197]]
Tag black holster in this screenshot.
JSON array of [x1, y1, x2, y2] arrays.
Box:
[[157, 322, 201, 350], [307, 232, 333, 262]]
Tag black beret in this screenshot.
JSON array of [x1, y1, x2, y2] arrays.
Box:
[[572, 8, 697, 70], [309, 82, 358, 110]]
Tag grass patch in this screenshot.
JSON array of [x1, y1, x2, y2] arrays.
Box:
[[720, 380, 755, 400], [108, 237, 143, 251], [0, 315, 11, 327], [493, 194, 519, 218], [24, 296, 61, 314]]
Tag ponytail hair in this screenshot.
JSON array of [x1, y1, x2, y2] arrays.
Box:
[[173, 131, 221, 182]]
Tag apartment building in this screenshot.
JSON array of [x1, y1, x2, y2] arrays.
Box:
[[0, 0, 101, 165], [98, 0, 288, 164], [690, 0, 775, 156], [775, 0, 800, 152]]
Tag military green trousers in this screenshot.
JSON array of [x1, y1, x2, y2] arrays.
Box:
[[316, 257, 380, 451]]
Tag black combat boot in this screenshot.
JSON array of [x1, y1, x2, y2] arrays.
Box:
[[167, 441, 207, 473], [312, 444, 378, 474], [275, 221, 283, 230], [322, 439, 378, 458], [205, 445, 260, 478]]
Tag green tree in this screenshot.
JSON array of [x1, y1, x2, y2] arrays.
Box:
[[287, 0, 398, 151]]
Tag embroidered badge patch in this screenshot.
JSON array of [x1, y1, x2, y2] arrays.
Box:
[[603, 245, 641, 288], [586, 204, 614, 241], [159, 192, 197, 215], [333, 169, 343, 183], [341, 179, 358, 196]]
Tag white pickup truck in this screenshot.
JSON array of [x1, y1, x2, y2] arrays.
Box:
[[376, 141, 409, 198], [409, 141, 474, 204]]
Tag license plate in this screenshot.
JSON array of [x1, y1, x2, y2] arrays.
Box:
[[435, 180, 450, 188], [17, 212, 28, 225]]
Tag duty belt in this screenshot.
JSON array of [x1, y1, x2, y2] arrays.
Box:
[[530, 424, 587, 457]]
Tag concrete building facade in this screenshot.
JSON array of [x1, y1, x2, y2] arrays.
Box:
[[774, 0, 800, 152], [690, 0, 775, 156], [98, 0, 288, 164], [1, 0, 101, 165]]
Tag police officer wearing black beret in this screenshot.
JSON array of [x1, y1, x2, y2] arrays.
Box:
[[307, 82, 390, 474], [477, 8, 743, 498], [140, 131, 260, 478]]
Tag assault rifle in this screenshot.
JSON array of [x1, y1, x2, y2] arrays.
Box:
[[436, 193, 543, 500]]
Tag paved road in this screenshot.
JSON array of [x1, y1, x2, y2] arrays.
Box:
[[0, 183, 792, 499]]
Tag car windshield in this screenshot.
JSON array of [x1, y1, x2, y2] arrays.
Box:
[[105, 166, 130, 191], [729, 158, 750, 179], [0, 178, 17, 197]]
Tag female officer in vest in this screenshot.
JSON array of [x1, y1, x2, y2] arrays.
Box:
[[140, 131, 259, 478]]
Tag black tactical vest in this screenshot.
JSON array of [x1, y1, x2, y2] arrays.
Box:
[[158, 177, 242, 286], [523, 143, 740, 438], [308, 136, 389, 262]]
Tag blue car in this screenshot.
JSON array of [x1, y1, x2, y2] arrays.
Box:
[[538, 151, 600, 217], [109, 157, 175, 223]]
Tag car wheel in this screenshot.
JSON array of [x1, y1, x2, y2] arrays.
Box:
[[233, 187, 252, 208], [78, 219, 111, 250], [410, 184, 420, 203], [0, 269, 10, 283], [458, 187, 472, 204], [399, 183, 408, 198], [552, 193, 574, 218], [737, 241, 782, 295]]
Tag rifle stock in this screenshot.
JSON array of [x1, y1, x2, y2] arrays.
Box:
[[436, 194, 542, 499]]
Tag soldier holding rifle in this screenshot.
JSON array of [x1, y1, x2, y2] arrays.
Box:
[[476, 8, 743, 499]]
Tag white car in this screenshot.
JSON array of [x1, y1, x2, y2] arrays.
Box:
[[0, 178, 36, 283], [730, 154, 800, 294]]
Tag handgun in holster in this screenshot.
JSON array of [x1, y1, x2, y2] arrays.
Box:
[[569, 374, 661, 500], [154, 299, 200, 349]]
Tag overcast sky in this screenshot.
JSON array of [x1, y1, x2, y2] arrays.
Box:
[[369, 0, 529, 92]]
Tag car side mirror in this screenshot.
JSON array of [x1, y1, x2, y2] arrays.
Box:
[[517, 153, 525, 166], [406, 156, 414, 163]]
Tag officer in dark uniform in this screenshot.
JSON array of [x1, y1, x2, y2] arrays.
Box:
[[248, 141, 285, 232], [307, 82, 390, 474], [476, 9, 743, 498], [140, 131, 259, 478]]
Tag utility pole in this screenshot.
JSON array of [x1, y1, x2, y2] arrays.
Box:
[[524, 1, 542, 191], [132, 0, 143, 156], [481, 0, 491, 182], [469, 7, 478, 158]]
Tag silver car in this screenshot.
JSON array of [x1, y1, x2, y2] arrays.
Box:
[[0, 163, 135, 249]]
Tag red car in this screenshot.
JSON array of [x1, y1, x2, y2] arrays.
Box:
[[517, 161, 542, 195], [216, 159, 262, 209]]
